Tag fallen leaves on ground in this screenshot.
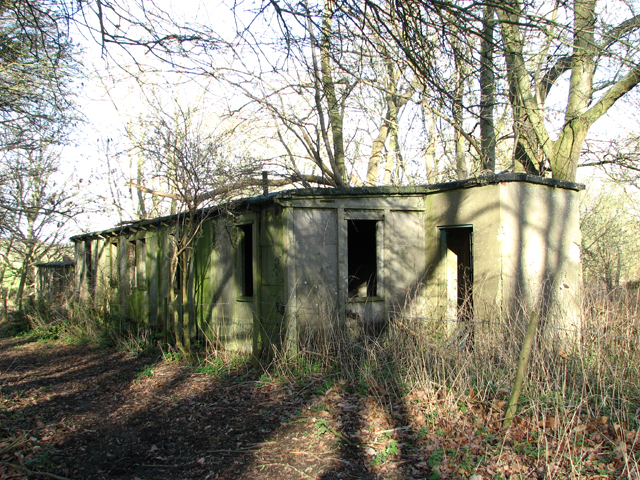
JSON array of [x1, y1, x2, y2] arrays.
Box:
[[0, 337, 638, 479]]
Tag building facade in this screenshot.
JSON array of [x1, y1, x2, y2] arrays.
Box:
[[71, 174, 584, 353]]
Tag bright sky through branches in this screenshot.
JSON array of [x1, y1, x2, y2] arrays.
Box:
[[60, 0, 640, 234]]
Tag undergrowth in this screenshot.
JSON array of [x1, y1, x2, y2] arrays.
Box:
[[252, 287, 640, 432], [248, 286, 640, 478], [5, 288, 637, 431], [2, 287, 639, 478], [0, 299, 159, 355]]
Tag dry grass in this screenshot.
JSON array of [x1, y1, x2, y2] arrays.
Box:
[[5, 288, 639, 477], [257, 288, 640, 478]]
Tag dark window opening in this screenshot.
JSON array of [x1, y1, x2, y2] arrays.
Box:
[[137, 239, 146, 289], [238, 224, 254, 297], [109, 240, 118, 288], [173, 252, 183, 293], [348, 220, 377, 298], [85, 240, 94, 292], [128, 240, 136, 290]]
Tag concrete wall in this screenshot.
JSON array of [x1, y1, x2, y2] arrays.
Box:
[[499, 182, 582, 339], [286, 195, 427, 340], [256, 204, 287, 354], [426, 184, 502, 322], [73, 178, 583, 353]]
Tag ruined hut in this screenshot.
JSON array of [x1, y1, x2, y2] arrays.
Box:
[[35, 261, 75, 303], [71, 174, 583, 353]]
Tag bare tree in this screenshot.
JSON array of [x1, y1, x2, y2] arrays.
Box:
[[0, 0, 81, 309], [497, 0, 640, 181], [121, 98, 329, 353], [233, 0, 422, 187], [581, 183, 640, 292], [75, 0, 640, 186], [0, 147, 80, 308], [0, 0, 78, 153], [581, 133, 640, 188]]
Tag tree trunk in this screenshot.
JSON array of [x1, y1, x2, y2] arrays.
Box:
[[422, 99, 438, 183], [15, 216, 36, 310], [498, 3, 555, 173], [367, 58, 415, 186], [550, 0, 595, 181], [504, 311, 541, 427], [498, 0, 640, 182], [136, 155, 147, 219], [453, 51, 468, 180], [551, 121, 589, 181], [366, 110, 391, 186], [181, 249, 191, 355], [383, 123, 399, 184], [0, 235, 16, 294], [480, 5, 496, 172], [320, 0, 346, 184]]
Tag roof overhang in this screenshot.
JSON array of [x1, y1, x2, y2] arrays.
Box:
[[71, 173, 584, 242]]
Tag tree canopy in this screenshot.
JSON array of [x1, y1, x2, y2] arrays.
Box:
[[0, 0, 78, 152], [6, 0, 637, 223], [82, 0, 640, 189]]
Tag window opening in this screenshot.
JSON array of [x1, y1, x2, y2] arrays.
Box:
[[84, 240, 94, 292], [128, 240, 136, 290], [173, 252, 183, 293], [109, 240, 118, 288], [348, 220, 377, 298], [238, 224, 254, 297], [137, 239, 147, 288]]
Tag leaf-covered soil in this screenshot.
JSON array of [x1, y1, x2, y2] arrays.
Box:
[[0, 337, 637, 479]]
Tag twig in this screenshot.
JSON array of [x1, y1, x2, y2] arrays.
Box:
[[2, 461, 71, 480], [207, 441, 276, 453], [153, 394, 172, 402], [376, 426, 411, 435], [324, 423, 356, 446], [0, 433, 28, 456], [206, 448, 260, 453], [255, 462, 312, 478]]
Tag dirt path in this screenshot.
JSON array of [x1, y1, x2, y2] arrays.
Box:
[[0, 337, 634, 479], [0, 338, 431, 479]]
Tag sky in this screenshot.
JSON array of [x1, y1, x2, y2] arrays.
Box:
[[60, 0, 640, 236], [64, 0, 234, 232]]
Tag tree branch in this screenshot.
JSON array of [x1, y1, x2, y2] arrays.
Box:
[[583, 65, 640, 125], [126, 174, 334, 207]]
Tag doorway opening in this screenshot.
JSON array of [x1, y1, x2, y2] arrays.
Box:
[[440, 226, 473, 324]]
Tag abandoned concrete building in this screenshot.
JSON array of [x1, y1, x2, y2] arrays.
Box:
[[71, 174, 583, 353]]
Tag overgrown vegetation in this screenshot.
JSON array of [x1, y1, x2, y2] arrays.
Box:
[[1, 284, 638, 477], [4, 286, 640, 432], [0, 299, 159, 355], [262, 294, 640, 426], [256, 291, 640, 477]]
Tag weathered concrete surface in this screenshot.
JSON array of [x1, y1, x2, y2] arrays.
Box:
[[70, 175, 583, 353]]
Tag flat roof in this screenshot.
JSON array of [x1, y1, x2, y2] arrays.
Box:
[[71, 173, 584, 241]]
